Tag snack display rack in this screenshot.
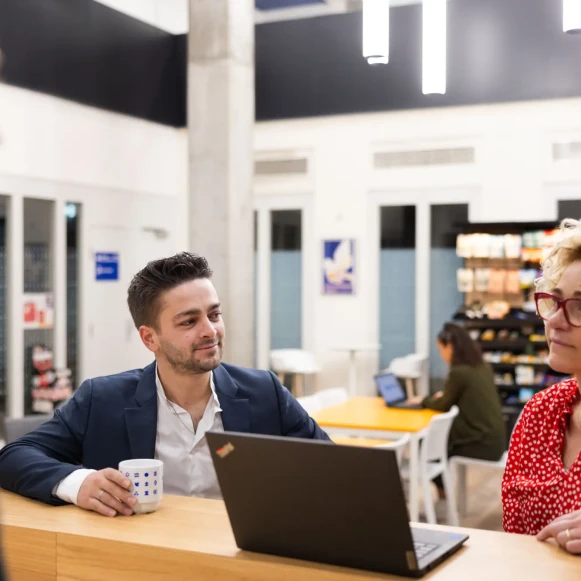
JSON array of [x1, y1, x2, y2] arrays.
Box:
[[453, 222, 567, 414]]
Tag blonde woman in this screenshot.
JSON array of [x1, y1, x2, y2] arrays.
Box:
[[502, 219, 581, 554]]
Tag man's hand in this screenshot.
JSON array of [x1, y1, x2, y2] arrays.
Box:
[[77, 469, 136, 517], [433, 391, 444, 400], [537, 509, 581, 554]]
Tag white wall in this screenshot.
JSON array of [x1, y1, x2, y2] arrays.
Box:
[[0, 84, 188, 391], [254, 97, 581, 393]]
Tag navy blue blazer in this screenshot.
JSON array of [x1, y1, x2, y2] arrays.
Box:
[[0, 362, 330, 505]]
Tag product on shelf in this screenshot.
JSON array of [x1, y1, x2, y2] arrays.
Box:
[[484, 300, 511, 319], [497, 329, 509, 341], [519, 269, 538, 289], [505, 270, 520, 294], [473, 233, 492, 258], [522, 300, 537, 313], [474, 268, 490, 292], [504, 234, 522, 259], [458, 300, 485, 319], [518, 387, 536, 403], [468, 329, 480, 340], [480, 329, 496, 341], [457, 268, 474, 292], [456, 234, 472, 258], [483, 351, 549, 365], [488, 269, 505, 294], [494, 373, 515, 386], [489, 235, 505, 258], [515, 365, 535, 386], [521, 247, 543, 263]]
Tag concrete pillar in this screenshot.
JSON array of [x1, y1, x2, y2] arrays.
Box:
[[188, 0, 255, 367]]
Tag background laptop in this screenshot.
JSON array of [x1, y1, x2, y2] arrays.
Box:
[[375, 372, 423, 409], [207, 431, 468, 578]]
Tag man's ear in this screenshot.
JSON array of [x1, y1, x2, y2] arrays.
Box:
[[139, 325, 159, 353]]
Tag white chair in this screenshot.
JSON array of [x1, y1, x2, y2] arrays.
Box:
[[450, 452, 508, 515], [376, 432, 411, 467], [314, 387, 349, 409], [270, 349, 321, 397], [384, 353, 428, 398], [400, 406, 460, 526], [296, 395, 323, 415], [449, 409, 521, 515]]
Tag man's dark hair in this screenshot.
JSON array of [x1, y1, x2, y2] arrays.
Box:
[[127, 252, 213, 329], [437, 322, 483, 367]]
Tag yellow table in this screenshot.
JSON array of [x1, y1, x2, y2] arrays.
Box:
[[2, 491, 580, 581], [331, 436, 393, 447], [314, 397, 438, 433], [314, 397, 440, 522]]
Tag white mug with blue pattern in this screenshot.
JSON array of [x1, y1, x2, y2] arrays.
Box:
[[118, 459, 164, 514]]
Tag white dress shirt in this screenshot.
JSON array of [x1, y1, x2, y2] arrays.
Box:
[[55, 367, 224, 504]]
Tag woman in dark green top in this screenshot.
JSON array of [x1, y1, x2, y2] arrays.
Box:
[[411, 322, 506, 494]]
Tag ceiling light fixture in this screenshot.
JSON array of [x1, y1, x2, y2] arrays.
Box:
[[422, 0, 447, 94], [563, 0, 581, 33], [362, 0, 390, 65]]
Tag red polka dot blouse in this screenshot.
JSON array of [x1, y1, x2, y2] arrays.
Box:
[[502, 378, 581, 535]]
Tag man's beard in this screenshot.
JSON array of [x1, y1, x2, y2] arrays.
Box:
[[159, 338, 223, 374]]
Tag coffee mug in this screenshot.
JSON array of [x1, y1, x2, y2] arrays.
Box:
[[118, 459, 163, 515]]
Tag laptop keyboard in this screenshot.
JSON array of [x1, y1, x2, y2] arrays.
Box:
[[414, 541, 438, 560]]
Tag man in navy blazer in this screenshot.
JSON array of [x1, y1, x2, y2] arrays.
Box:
[[0, 253, 330, 516]]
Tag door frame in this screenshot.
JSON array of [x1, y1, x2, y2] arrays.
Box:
[[367, 188, 478, 395]]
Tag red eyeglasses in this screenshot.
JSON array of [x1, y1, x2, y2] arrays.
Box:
[[534, 292, 581, 328]]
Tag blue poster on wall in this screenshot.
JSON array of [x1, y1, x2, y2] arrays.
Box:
[[322, 239, 355, 295], [95, 252, 119, 281]]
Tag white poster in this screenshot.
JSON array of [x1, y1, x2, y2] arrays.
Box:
[[322, 239, 355, 295], [23, 293, 54, 329]]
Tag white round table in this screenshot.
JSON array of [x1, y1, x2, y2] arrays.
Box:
[[333, 344, 382, 397]]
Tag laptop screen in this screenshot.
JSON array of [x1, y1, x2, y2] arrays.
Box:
[[375, 373, 406, 404]]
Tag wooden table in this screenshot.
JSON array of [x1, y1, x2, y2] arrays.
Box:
[[314, 397, 440, 522], [1, 491, 579, 581]]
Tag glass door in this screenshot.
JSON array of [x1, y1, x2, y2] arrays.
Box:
[[23, 198, 54, 414], [254, 195, 312, 371], [270, 210, 302, 351], [378, 205, 416, 370]]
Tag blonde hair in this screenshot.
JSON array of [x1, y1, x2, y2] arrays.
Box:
[[536, 218, 581, 291]]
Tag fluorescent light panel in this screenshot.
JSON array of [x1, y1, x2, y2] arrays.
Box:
[[422, 0, 447, 95], [362, 0, 390, 65], [564, 0, 581, 33]]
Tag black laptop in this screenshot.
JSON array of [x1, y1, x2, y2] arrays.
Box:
[[375, 372, 423, 409], [207, 431, 468, 578]]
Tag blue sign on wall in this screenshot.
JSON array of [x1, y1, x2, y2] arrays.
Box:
[[95, 252, 119, 281]]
